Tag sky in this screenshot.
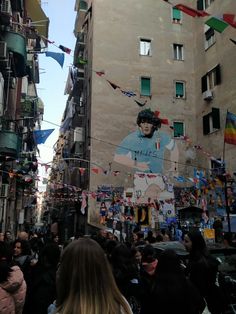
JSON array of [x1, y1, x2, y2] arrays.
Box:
[[36, 0, 76, 188]]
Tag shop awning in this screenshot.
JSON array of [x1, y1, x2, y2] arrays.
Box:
[[25, 0, 49, 40]]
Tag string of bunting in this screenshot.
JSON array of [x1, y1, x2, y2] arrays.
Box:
[[162, 0, 236, 44]]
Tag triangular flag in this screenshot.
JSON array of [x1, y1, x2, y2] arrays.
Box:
[[45, 51, 65, 68], [160, 118, 169, 125], [79, 167, 86, 175], [223, 14, 236, 28], [92, 168, 99, 174], [33, 129, 54, 145], [224, 111, 236, 145], [95, 70, 105, 76], [205, 17, 229, 33], [174, 4, 209, 17], [121, 90, 136, 97], [58, 45, 71, 54], [107, 80, 120, 89], [134, 99, 147, 107], [230, 38, 236, 45]]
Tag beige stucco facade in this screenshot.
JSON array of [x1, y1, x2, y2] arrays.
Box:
[[72, 0, 236, 227]]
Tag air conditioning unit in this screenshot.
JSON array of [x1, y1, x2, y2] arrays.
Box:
[[0, 184, 9, 198], [0, 0, 12, 14], [74, 127, 84, 142], [0, 42, 7, 59], [203, 90, 213, 101]]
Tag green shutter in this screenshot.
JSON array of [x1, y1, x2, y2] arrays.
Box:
[[141, 78, 151, 96], [174, 122, 184, 137], [173, 8, 181, 20], [176, 82, 184, 96], [80, 0, 88, 10]]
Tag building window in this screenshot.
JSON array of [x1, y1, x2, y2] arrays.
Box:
[[140, 39, 151, 56], [140, 77, 151, 96], [173, 44, 184, 60], [197, 0, 214, 10], [201, 64, 221, 93], [204, 25, 215, 49], [80, 0, 88, 10], [203, 107, 220, 135], [172, 8, 182, 23], [210, 158, 225, 177], [175, 81, 185, 98], [173, 122, 184, 138]]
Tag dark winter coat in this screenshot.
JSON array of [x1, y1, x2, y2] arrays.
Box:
[[186, 253, 227, 314], [23, 264, 57, 314]]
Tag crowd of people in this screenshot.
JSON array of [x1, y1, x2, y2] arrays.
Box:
[[0, 227, 231, 314]]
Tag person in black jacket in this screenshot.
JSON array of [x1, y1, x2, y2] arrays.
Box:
[[147, 249, 205, 314], [184, 230, 228, 314], [110, 243, 143, 314], [23, 243, 60, 314]]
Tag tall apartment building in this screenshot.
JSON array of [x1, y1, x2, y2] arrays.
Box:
[[55, 0, 236, 233], [0, 0, 49, 234]]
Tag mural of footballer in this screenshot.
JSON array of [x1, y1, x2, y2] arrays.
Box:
[[114, 109, 179, 174]]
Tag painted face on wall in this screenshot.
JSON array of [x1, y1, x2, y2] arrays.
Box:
[[140, 121, 154, 136]]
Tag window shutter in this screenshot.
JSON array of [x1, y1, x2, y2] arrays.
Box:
[[176, 82, 184, 96], [212, 107, 220, 129], [203, 114, 210, 135], [205, 28, 214, 40], [201, 75, 207, 93], [197, 0, 204, 10], [215, 64, 221, 85], [174, 122, 184, 137], [141, 78, 151, 96], [173, 8, 181, 20], [80, 0, 88, 10]]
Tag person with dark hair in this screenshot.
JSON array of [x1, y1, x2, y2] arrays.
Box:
[[0, 242, 26, 314], [49, 238, 133, 314], [13, 239, 32, 285], [114, 108, 178, 173], [23, 243, 61, 314], [4, 230, 13, 244], [184, 230, 227, 314], [145, 249, 205, 314], [110, 243, 143, 313], [139, 244, 158, 314], [145, 230, 156, 244]]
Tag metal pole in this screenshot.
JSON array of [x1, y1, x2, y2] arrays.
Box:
[[224, 179, 231, 234]]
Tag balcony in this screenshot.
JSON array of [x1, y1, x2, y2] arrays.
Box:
[[3, 31, 27, 77], [20, 99, 37, 117], [74, 0, 88, 33], [0, 130, 20, 159]]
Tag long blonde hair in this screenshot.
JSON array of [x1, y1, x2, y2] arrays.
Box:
[[56, 238, 132, 314]]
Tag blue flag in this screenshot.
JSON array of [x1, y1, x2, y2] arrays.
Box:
[[33, 129, 54, 144], [45, 51, 65, 68]]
